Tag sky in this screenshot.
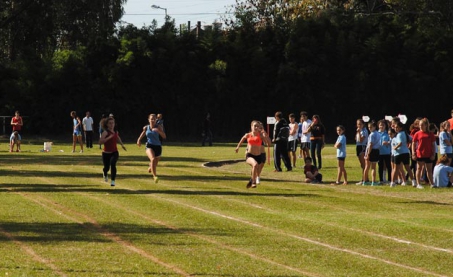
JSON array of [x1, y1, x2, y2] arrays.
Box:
[[121, 0, 237, 28]]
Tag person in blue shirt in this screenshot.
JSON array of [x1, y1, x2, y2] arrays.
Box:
[[378, 120, 391, 184], [355, 119, 368, 184], [391, 122, 417, 188], [433, 154, 453, 188], [332, 125, 347, 185], [137, 113, 167, 184], [363, 121, 381, 186]]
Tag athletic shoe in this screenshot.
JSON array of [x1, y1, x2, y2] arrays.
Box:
[[331, 182, 341, 186], [251, 183, 257, 188], [371, 182, 380, 186], [103, 174, 108, 182], [431, 185, 438, 189], [246, 179, 252, 189], [256, 177, 260, 184], [416, 184, 424, 189], [362, 182, 371, 186], [355, 181, 363, 185], [80, 150, 83, 153], [110, 180, 115, 187], [411, 180, 416, 187], [154, 176, 159, 184], [389, 182, 396, 187]]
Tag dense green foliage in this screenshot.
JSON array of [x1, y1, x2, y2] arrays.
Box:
[[1, 0, 452, 141]]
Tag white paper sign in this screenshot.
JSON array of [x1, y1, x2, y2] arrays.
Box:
[[267, 117, 276, 125], [362, 115, 370, 123], [398, 114, 408, 124]]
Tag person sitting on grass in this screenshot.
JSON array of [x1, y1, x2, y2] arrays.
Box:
[[433, 154, 453, 188], [303, 157, 322, 183], [10, 131, 21, 152]]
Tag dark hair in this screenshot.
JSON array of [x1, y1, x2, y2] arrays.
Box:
[[289, 113, 295, 118], [337, 125, 345, 131], [368, 120, 377, 128], [300, 111, 308, 117], [275, 111, 283, 119], [378, 119, 388, 130], [304, 157, 312, 162]]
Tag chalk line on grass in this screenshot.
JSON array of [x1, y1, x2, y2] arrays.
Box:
[[0, 226, 68, 277]]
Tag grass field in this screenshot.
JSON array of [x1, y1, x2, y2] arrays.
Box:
[[1, 139, 453, 277]]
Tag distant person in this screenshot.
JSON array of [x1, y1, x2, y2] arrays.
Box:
[[137, 113, 167, 184], [11, 110, 23, 135], [70, 111, 84, 153], [235, 120, 272, 188], [438, 121, 453, 165], [272, 111, 292, 172], [9, 131, 21, 152], [256, 121, 271, 184], [332, 125, 347, 185], [307, 114, 325, 169], [355, 118, 368, 184], [202, 113, 213, 146], [99, 114, 107, 149], [287, 113, 299, 168], [304, 157, 322, 183], [157, 113, 165, 143], [362, 120, 380, 186], [412, 118, 436, 188], [299, 111, 311, 162], [99, 117, 127, 187], [390, 122, 416, 187], [378, 119, 391, 184], [82, 111, 94, 149], [433, 154, 453, 188], [448, 109, 453, 136]]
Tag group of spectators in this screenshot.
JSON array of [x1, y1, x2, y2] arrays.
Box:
[[237, 110, 453, 189]]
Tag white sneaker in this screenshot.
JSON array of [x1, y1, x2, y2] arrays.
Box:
[[411, 180, 416, 187], [80, 150, 83, 153], [389, 182, 396, 187], [256, 177, 260, 184], [416, 184, 424, 189], [355, 181, 363, 185], [103, 174, 108, 182]]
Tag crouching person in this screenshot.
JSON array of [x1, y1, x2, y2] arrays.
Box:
[[304, 157, 322, 183], [10, 131, 21, 152]]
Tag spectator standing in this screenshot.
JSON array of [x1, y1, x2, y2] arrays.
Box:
[[82, 111, 94, 149], [11, 110, 23, 135], [288, 113, 299, 168], [299, 111, 312, 163], [272, 111, 292, 172], [412, 118, 436, 188], [307, 114, 325, 169], [332, 125, 347, 185], [202, 113, 213, 146]]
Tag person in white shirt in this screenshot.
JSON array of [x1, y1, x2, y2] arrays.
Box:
[[287, 113, 300, 168], [82, 111, 95, 148], [300, 111, 312, 163]]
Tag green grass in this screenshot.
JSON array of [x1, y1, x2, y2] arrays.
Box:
[[1, 139, 453, 276]]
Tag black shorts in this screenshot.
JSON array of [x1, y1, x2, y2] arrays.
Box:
[[288, 140, 298, 152], [394, 153, 410, 165], [260, 153, 266, 164], [356, 145, 366, 156], [337, 157, 346, 161], [300, 142, 310, 150], [416, 157, 433, 163], [368, 149, 380, 162], [246, 153, 262, 164], [146, 143, 162, 157]]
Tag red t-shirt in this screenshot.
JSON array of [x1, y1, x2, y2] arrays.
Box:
[[103, 131, 118, 152], [12, 116, 22, 131], [412, 131, 436, 158]]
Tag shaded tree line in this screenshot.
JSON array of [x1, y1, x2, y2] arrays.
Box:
[[1, 0, 452, 142]]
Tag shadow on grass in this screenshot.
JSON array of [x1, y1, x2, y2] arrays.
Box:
[[0, 221, 202, 243], [0, 183, 319, 198]]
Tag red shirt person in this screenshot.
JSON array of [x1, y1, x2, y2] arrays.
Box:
[[11, 111, 23, 132]]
